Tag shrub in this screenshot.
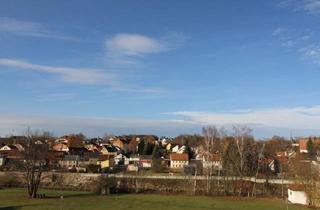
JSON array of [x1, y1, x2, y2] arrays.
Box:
[[0, 173, 20, 188]]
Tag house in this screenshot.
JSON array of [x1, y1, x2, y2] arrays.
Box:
[[139, 155, 153, 168], [288, 186, 309, 206], [0, 145, 18, 151], [99, 145, 118, 156], [56, 135, 85, 148], [114, 153, 128, 165], [171, 145, 186, 154], [127, 155, 140, 172], [12, 144, 25, 151], [84, 143, 99, 152], [97, 155, 114, 170], [299, 137, 320, 153], [171, 145, 179, 153], [69, 147, 88, 156], [128, 155, 140, 164], [34, 140, 44, 145], [83, 152, 100, 165], [170, 153, 189, 169], [52, 143, 69, 152], [0, 149, 23, 160], [59, 155, 81, 171], [201, 154, 222, 174]]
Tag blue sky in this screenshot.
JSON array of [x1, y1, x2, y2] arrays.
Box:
[[1, 0, 320, 138]]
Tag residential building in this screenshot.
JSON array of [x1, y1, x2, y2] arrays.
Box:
[[288, 186, 309, 206], [170, 153, 189, 169], [201, 153, 222, 174], [0, 145, 18, 151], [58, 155, 81, 170], [99, 145, 118, 156], [299, 137, 320, 153], [52, 143, 69, 153], [114, 153, 128, 165], [97, 155, 114, 169], [139, 155, 153, 168]]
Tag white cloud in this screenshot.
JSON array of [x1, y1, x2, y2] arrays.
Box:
[[0, 58, 116, 85], [0, 113, 199, 137], [105, 34, 166, 65], [2, 109, 320, 138], [106, 33, 166, 56], [0, 58, 164, 93], [299, 44, 320, 64], [304, 0, 320, 13], [105, 33, 186, 65], [278, 0, 320, 14], [167, 105, 320, 130], [0, 17, 82, 41], [272, 27, 320, 64]]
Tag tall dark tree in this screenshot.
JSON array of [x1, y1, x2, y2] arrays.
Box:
[[142, 141, 153, 155], [137, 140, 145, 155], [152, 144, 160, 158], [222, 138, 240, 176], [184, 140, 193, 159]]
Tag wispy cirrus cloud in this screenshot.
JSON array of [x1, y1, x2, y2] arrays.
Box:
[[272, 27, 320, 64], [0, 30, 184, 93], [0, 58, 116, 85], [0, 17, 83, 41], [0, 58, 165, 93], [299, 44, 320, 64], [278, 0, 320, 14], [272, 27, 310, 48], [167, 105, 320, 130], [3, 107, 320, 138]]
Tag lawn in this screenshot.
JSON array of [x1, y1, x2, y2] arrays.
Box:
[[0, 188, 309, 210]]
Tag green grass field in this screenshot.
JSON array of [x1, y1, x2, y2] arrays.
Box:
[[0, 188, 308, 210]]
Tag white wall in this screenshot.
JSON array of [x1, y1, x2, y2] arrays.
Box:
[[288, 189, 308, 205]]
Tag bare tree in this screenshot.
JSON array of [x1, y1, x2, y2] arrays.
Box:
[[202, 126, 222, 195], [23, 129, 49, 198], [252, 142, 265, 197], [232, 125, 252, 196]]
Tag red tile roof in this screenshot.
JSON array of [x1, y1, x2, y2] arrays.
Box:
[[170, 153, 189, 161]]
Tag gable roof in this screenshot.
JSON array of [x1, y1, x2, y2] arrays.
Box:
[[170, 153, 189, 161]]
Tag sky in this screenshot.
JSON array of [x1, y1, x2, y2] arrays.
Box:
[[1, 0, 320, 138]]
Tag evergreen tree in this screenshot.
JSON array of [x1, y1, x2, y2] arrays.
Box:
[[184, 140, 193, 159], [143, 141, 154, 155], [152, 144, 160, 158], [137, 140, 145, 155], [143, 141, 149, 155]]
